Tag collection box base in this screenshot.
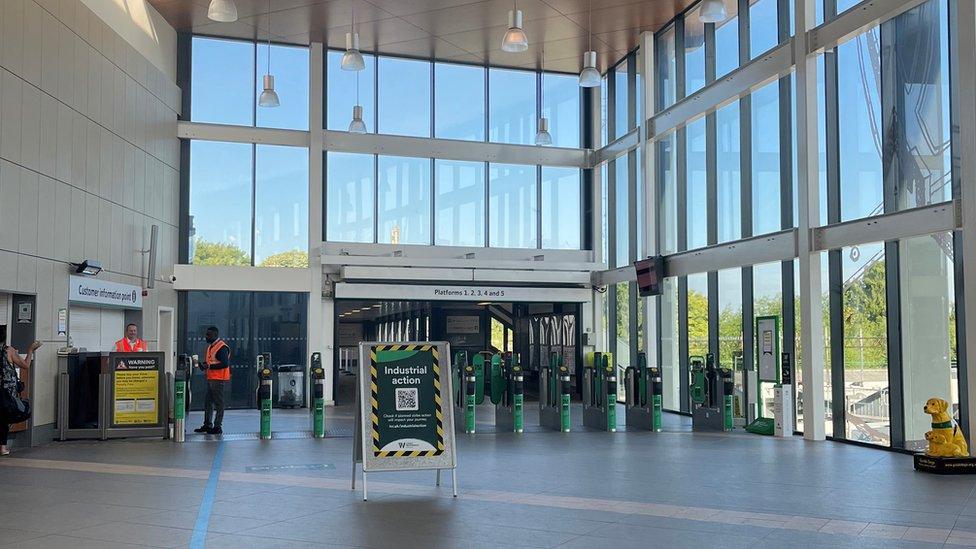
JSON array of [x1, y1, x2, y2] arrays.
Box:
[[914, 453, 976, 474]]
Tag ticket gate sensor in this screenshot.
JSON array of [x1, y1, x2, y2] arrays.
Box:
[[539, 351, 571, 432], [583, 352, 617, 432], [625, 352, 662, 431], [257, 355, 274, 440], [310, 352, 325, 438], [173, 354, 191, 443], [494, 353, 525, 433], [690, 354, 734, 432]]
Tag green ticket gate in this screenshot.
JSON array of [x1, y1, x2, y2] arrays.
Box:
[[173, 354, 192, 443], [257, 355, 273, 440], [494, 353, 524, 433], [690, 353, 734, 432], [310, 352, 325, 438], [539, 351, 571, 432], [625, 352, 662, 432], [452, 351, 486, 434], [583, 352, 617, 432]]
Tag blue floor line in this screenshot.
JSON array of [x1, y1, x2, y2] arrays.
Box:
[[190, 440, 226, 549]]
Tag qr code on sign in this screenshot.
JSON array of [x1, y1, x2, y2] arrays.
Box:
[[395, 388, 419, 411]]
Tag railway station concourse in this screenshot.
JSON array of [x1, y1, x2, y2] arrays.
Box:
[[0, 0, 975, 546]]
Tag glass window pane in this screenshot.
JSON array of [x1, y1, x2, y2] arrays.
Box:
[[685, 8, 706, 95], [838, 29, 882, 221], [900, 232, 956, 450], [718, 269, 743, 417], [715, 0, 740, 78], [256, 44, 309, 130], [489, 68, 536, 145], [688, 273, 709, 359], [191, 37, 254, 126], [541, 167, 580, 249], [189, 141, 253, 265], [717, 101, 741, 243], [601, 75, 609, 146], [435, 160, 485, 246], [378, 57, 432, 137], [614, 60, 629, 139], [614, 156, 630, 267], [542, 73, 580, 148], [661, 278, 680, 410], [326, 152, 375, 243], [377, 155, 431, 245], [752, 83, 781, 235], [435, 63, 485, 141], [888, 1, 952, 210], [686, 118, 707, 250], [657, 27, 677, 110], [659, 134, 678, 254], [326, 50, 375, 133], [489, 163, 537, 248], [750, 0, 779, 58], [842, 242, 888, 446], [255, 145, 308, 267]]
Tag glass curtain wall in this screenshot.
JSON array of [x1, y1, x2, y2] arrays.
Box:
[[651, 0, 958, 448]]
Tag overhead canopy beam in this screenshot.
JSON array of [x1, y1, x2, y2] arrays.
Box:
[[177, 121, 310, 147], [588, 128, 640, 167], [807, 0, 930, 53]]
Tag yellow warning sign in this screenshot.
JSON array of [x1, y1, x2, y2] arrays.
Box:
[[112, 355, 160, 425]]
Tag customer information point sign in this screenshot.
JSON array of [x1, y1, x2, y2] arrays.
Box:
[[353, 341, 457, 501]]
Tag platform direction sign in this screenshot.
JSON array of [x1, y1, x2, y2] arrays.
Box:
[[353, 341, 458, 501]]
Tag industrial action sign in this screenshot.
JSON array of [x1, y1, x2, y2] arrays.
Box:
[[370, 344, 445, 456], [354, 341, 457, 499], [111, 353, 161, 426]]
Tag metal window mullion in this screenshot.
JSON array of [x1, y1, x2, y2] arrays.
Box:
[[484, 160, 490, 247], [740, 95, 753, 239], [878, 19, 904, 448], [779, 74, 794, 229], [739, 0, 751, 65], [628, 52, 638, 131], [178, 32, 192, 264], [537, 165, 543, 249], [706, 112, 717, 246], [373, 154, 379, 244], [678, 275, 690, 412], [676, 15, 687, 101], [781, 258, 796, 389], [742, 264, 755, 409], [705, 22, 716, 85], [250, 144, 257, 265], [824, 39, 845, 437], [949, 0, 976, 445], [708, 270, 719, 360], [608, 65, 617, 143]]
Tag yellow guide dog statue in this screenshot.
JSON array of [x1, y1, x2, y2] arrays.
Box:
[[924, 398, 968, 458]]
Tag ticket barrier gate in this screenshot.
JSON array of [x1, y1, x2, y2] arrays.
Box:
[[453, 351, 485, 434], [624, 352, 662, 432], [310, 352, 325, 438], [173, 354, 191, 443], [257, 354, 274, 440], [690, 354, 733, 432], [583, 352, 617, 432], [494, 353, 525, 433], [539, 351, 571, 432]]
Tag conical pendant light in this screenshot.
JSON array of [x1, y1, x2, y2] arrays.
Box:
[[207, 0, 238, 22], [348, 71, 367, 133], [536, 48, 553, 146], [579, 0, 600, 87], [258, 0, 280, 107], [699, 0, 728, 23], [341, 4, 366, 71], [501, 0, 528, 53]]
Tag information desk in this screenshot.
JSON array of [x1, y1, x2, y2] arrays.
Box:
[[57, 351, 168, 440]]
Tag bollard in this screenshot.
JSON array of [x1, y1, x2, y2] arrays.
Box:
[[559, 366, 571, 433], [465, 366, 476, 434], [512, 365, 524, 433], [259, 366, 274, 440]]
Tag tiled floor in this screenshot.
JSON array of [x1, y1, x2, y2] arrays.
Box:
[[2, 408, 975, 548]]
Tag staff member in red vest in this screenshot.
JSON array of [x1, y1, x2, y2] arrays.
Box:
[[195, 326, 230, 435], [114, 324, 147, 353]]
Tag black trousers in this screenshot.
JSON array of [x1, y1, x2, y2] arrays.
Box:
[[203, 379, 228, 427], [0, 420, 8, 445]]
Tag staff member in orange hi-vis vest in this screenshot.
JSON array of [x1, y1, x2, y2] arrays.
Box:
[[194, 326, 231, 435], [114, 324, 147, 352]]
